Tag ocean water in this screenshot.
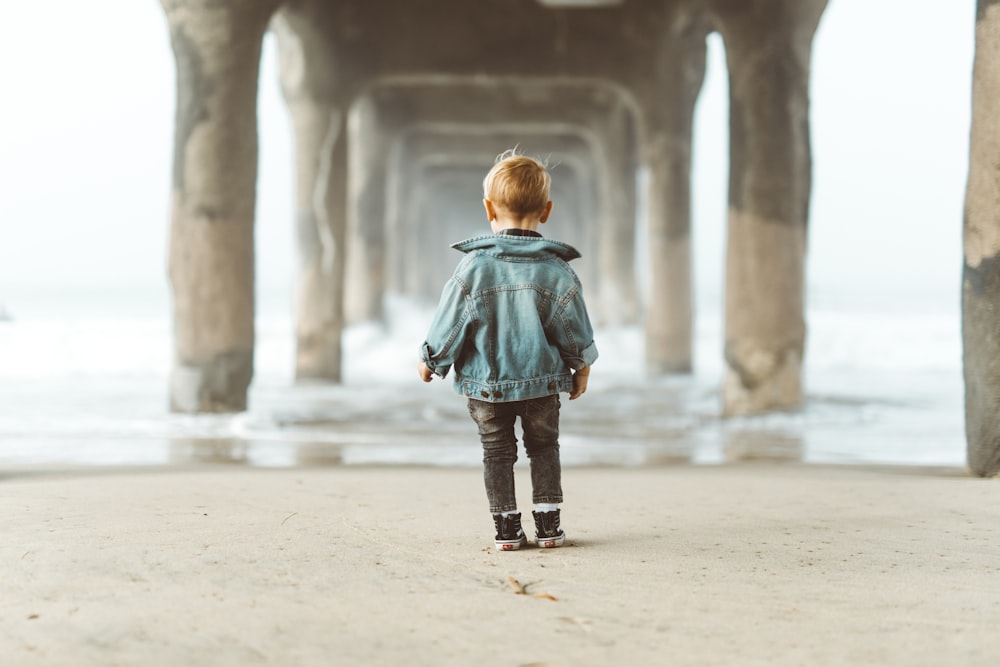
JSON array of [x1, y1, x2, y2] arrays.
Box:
[[0, 283, 967, 470]]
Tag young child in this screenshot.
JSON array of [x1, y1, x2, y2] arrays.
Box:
[[417, 150, 598, 551]]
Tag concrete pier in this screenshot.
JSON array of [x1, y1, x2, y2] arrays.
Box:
[[152, 0, 1000, 477], [713, 0, 826, 415], [963, 0, 1000, 477], [161, 0, 282, 412], [158, 0, 829, 417]]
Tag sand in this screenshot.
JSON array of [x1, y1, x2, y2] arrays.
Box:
[[2, 463, 998, 666]]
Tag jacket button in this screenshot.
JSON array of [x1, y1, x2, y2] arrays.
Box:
[[548, 382, 556, 390], [493, 392, 503, 399], [481, 391, 490, 398]]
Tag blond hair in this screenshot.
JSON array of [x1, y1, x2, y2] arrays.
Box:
[[482, 149, 551, 217]]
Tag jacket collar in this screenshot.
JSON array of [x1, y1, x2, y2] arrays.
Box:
[[451, 234, 582, 261], [496, 228, 542, 238]]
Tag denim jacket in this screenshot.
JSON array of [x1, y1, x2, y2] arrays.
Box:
[[420, 233, 599, 402]]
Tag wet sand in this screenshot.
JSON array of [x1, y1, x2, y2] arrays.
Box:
[[3, 463, 998, 666]]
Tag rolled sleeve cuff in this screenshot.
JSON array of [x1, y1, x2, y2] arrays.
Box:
[[420, 342, 452, 378], [565, 340, 598, 371]]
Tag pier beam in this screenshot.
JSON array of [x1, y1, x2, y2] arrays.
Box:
[[963, 0, 1000, 477], [711, 0, 827, 415], [161, 0, 280, 412]]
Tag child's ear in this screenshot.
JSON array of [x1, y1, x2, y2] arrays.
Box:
[[538, 201, 553, 223], [483, 199, 497, 222]]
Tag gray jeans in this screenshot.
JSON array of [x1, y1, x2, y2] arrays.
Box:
[[467, 394, 563, 514]]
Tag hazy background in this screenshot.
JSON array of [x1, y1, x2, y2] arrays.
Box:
[[0, 1, 978, 467], [0, 0, 973, 310]]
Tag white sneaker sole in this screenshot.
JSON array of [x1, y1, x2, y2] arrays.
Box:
[[537, 532, 566, 548], [495, 535, 528, 551]]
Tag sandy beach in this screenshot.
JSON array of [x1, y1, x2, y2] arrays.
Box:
[[2, 463, 998, 666]]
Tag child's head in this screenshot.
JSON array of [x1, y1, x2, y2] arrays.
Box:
[[482, 149, 552, 219]]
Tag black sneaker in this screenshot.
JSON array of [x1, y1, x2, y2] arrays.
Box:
[[533, 509, 566, 548], [492, 512, 528, 551]]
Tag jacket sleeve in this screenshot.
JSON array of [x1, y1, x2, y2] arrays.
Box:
[[552, 284, 599, 370], [419, 275, 474, 379]]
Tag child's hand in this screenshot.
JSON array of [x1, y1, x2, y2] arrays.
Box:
[[417, 361, 434, 383], [569, 367, 590, 400]]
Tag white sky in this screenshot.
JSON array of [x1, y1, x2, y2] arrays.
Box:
[[0, 1, 976, 313]]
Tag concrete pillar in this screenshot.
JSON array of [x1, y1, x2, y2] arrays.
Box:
[[963, 0, 1000, 477], [345, 94, 391, 324], [160, 0, 280, 413], [642, 10, 711, 374], [273, 13, 354, 382], [549, 162, 599, 291], [385, 148, 471, 302], [289, 104, 348, 381], [594, 100, 641, 327], [711, 0, 827, 415]]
